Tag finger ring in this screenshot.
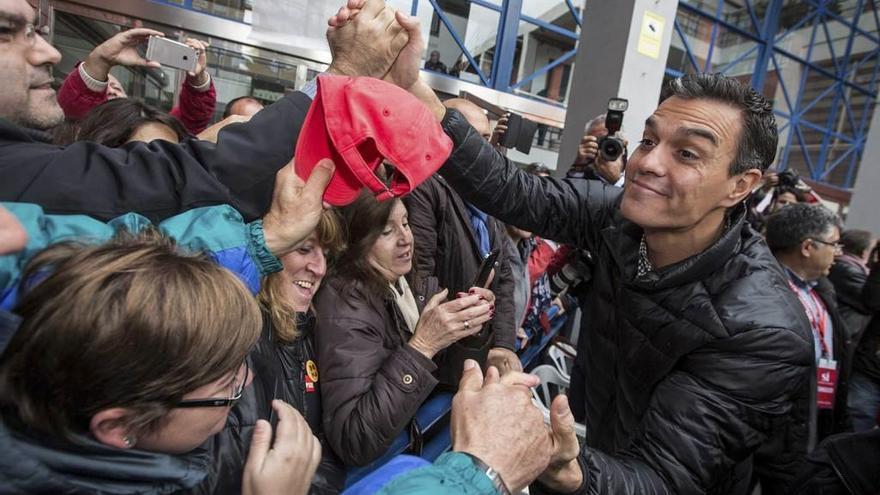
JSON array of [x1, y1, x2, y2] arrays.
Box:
[[463, 320, 470, 330]]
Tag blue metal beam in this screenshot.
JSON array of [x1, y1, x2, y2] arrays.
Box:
[[426, 0, 491, 85], [490, 0, 523, 91]]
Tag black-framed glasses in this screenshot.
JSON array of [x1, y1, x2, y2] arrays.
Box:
[[810, 238, 843, 253], [176, 362, 249, 408]]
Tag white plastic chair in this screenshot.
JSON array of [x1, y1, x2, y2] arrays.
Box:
[[548, 344, 574, 381], [530, 365, 586, 440]]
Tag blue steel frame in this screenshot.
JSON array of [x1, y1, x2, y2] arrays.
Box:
[[666, 0, 880, 189], [151, 0, 583, 97], [413, 0, 582, 94]]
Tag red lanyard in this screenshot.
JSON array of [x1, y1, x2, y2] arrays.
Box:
[[788, 280, 830, 358]]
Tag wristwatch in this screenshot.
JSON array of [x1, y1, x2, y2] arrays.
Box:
[[461, 453, 511, 495]]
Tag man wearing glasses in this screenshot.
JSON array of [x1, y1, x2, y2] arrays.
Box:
[[766, 202, 853, 444]]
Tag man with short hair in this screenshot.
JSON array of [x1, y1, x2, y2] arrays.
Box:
[[766, 203, 853, 444], [223, 95, 264, 119], [828, 229, 880, 345], [0, 0, 404, 222], [404, 98, 521, 378], [566, 113, 627, 186], [401, 62, 814, 494]]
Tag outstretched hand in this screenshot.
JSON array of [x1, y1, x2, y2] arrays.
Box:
[[262, 158, 335, 258], [451, 361, 552, 492], [83, 28, 165, 82]]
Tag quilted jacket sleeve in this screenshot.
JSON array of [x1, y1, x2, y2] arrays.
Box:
[[532, 327, 813, 494], [439, 109, 620, 251]]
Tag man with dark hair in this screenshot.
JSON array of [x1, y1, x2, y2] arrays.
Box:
[[223, 95, 264, 119], [396, 62, 815, 492], [405, 98, 522, 378], [828, 229, 880, 345], [766, 203, 853, 444]]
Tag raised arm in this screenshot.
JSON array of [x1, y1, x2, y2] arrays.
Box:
[[437, 106, 620, 248]]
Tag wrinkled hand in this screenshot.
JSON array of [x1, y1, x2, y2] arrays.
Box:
[[452, 361, 551, 492], [184, 37, 210, 82], [262, 158, 335, 258], [0, 206, 27, 256], [382, 10, 424, 90], [409, 288, 494, 359], [537, 395, 584, 492], [326, 0, 408, 80], [490, 113, 509, 147], [83, 28, 165, 81], [242, 400, 321, 495], [487, 347, 522, 375]]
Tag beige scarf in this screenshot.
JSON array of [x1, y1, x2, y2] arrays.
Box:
[[391, 277, 420, 333]]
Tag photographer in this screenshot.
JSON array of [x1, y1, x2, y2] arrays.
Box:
[[566, 113, 627, 186]]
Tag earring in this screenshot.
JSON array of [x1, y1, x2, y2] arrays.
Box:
[[123, 436, 135, 448]]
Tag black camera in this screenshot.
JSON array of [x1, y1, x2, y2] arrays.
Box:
[[776, 169, 800, 188], [498, 112, 539, 154], [597, 98, 628, 162]]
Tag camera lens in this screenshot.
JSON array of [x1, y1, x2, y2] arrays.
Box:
[[599, 137, 624, 162]]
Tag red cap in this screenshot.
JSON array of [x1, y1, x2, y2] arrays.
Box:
[[295, 75, 453, 206]]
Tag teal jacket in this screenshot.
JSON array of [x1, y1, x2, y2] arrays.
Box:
[[0, 202, 282, 310], [376, 453, 498, 495]]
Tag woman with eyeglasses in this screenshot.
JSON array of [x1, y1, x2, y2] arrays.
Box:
[[209, 212, 348, 494], [0, 231, 321, 494]]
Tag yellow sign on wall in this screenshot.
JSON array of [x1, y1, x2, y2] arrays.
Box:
[[637, 11, 666, 59]]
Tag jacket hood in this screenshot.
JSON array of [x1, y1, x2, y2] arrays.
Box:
[[0, 415, 210, 494]]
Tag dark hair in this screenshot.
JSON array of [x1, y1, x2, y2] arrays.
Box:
[[662, 73, 778, 175], [76, 99, 189, 147], [765, 203, 842, 253], [0, 229, 260, 440], [840, 229, 873, 257], [333, 192, 404, 298], [524, 162, 551, 176], [223, 96, 263, 119], [772, 186, 806, 205]]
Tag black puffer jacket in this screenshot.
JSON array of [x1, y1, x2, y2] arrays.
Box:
[[438, 109, 814, 495], [204, 312, 345, 494], [828, 255, 880, 349]]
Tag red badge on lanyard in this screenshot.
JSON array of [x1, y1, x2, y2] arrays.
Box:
[[789, 281, 838, 410]]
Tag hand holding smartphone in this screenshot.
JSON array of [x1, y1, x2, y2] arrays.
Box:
[[146, 36, 198, 72]]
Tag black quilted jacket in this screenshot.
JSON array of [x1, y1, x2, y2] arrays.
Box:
[[438, 108, 815, 495]]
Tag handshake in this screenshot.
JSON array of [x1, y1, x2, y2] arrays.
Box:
[[450, 360, 583, 493]]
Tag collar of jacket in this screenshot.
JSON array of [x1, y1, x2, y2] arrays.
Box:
[[0, 118, 52, 143], [601, 202, 748, 291], [0, 411, 211, 494]]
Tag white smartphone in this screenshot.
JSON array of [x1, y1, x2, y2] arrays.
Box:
[[145, 36, 198, 72]]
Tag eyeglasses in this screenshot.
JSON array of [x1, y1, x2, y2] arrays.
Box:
[[176, 362, 249, 408], [810, 238, 844, 254]]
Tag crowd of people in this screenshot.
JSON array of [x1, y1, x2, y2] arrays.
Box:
[[0, 0, 879, 493]]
